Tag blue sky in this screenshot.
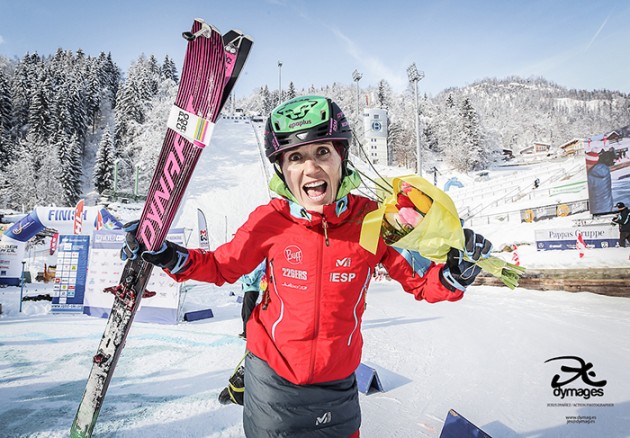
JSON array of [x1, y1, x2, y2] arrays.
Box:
[[1, 0, 629, 97]]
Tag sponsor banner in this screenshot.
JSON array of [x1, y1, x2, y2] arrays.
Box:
[[51, 235, 90, 313], [197, 208, 210, 250], [83, 229, 184, 325], [521, 200, 589, 223], [535, 225, 619, 251], [0, 239, 27, 286], [49, 232, 59, 255], [73, 199, 84, 235], [3, 206, 123, 242], [2, 210, 43, 242]]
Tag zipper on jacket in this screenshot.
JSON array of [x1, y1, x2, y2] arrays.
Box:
[[262, 259, 274, 310], [308, 221, 325, 381], [348, 268, 371, 346], [268, 259, 285, 343], [321, 216, 329, 246]]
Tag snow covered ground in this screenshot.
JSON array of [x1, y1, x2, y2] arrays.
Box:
[[1, 119, 629, 437]]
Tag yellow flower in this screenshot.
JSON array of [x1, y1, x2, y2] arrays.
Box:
[[360, 174, 525, 289]]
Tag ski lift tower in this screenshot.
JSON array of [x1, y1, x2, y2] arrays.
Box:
[[407, 63, 424, 176], [352, 69, 363, 158]]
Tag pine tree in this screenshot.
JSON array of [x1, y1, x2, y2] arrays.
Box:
[[459, 97, 487, 171], [93, 129, 115, 194], [377, 80, 393, 109], [0, 69, 12, 169], [286, 81, 297, 100], [146, 55, 161, 96], [11, 53, 41, 139], [2, 140, 38, 209], [161, 55, 179, 83], [261, 85, 273, 115], [97, 52, 120, 106], [58, 133, 83, 206], [28, 73, 52, 141]]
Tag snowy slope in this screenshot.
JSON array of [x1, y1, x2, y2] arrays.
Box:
[[1, 119, 630, 438], [171, 118, 270, 248]]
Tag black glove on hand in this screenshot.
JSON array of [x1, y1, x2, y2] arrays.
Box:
[[120, 220, 141, 261], [120, 220, 191, 274], [142, 240, 191, 274], [442, 228, 492, 290]]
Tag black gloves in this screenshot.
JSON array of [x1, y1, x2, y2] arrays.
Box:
[[120, 220, 191, 275], [441, 228, 492, 290], [120, 221, 142, 261]]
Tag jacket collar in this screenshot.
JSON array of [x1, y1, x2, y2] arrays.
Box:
[[285, 195, 350, 226], [270, 170, 361, 226], [269, 170, 361, 204]]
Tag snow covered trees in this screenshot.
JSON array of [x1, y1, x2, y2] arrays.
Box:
[[0, 43, 628, 212], [0, 50, 120, 209], [93, 129, 115, 194]]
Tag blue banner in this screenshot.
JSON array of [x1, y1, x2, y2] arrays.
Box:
[[3, 210, 42, 242], [51, 235, 90, 313], [535, 225, 619, 251]]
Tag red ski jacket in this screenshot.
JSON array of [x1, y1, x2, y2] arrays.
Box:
[[168, 194, 463, 384]]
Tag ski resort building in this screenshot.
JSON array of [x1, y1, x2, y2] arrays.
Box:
[[363, 108, 389, 165]]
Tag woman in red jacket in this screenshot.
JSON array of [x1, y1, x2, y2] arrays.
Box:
[[122, 95, 492, 437]]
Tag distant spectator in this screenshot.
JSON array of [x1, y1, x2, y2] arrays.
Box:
[[238, 260, 266, 339], [533, 178, 540, 189], [587, 150, 615, 213], [611, 202, 630, 248]]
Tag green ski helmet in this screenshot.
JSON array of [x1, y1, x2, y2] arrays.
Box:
[[264, 95, 353, 165]]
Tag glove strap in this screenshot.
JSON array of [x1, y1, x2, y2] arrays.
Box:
[[170, 248, 190, 274], [441, 266, 467, 292]]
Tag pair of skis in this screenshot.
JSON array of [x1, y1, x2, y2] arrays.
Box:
[[70, 19, 252, 438]]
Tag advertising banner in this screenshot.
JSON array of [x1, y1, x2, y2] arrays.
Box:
[[585, 124, 630, 214], [51, 235, 90, 313], [83, 229, 184, 324], [0, 239, 27, 286], [197, 208, 210, 250], [521, 200, 589, 223], [535, 225, 619, 251], [2, 206, 123, 242]]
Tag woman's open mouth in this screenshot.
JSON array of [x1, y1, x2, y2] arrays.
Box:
[[303, 181, 328, 201]]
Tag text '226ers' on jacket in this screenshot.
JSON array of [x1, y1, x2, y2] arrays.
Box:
[[168, 193, 464, 385]]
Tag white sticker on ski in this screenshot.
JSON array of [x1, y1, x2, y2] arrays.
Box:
[[167, 104, 215, 149]]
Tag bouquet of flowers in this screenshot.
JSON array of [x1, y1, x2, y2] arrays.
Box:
[[359, 174, 525, 289]]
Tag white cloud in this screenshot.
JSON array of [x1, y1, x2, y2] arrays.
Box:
[[585, 15, 609, 52], [329, 27, 406, 91]]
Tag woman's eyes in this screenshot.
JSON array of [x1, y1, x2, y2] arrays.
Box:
[[286, 147, 330, 162], [316, 147, 330, 157], [287, 153, 302, 162]]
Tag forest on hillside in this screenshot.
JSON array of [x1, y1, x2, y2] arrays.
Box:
[[1, 50, 628, 211]]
